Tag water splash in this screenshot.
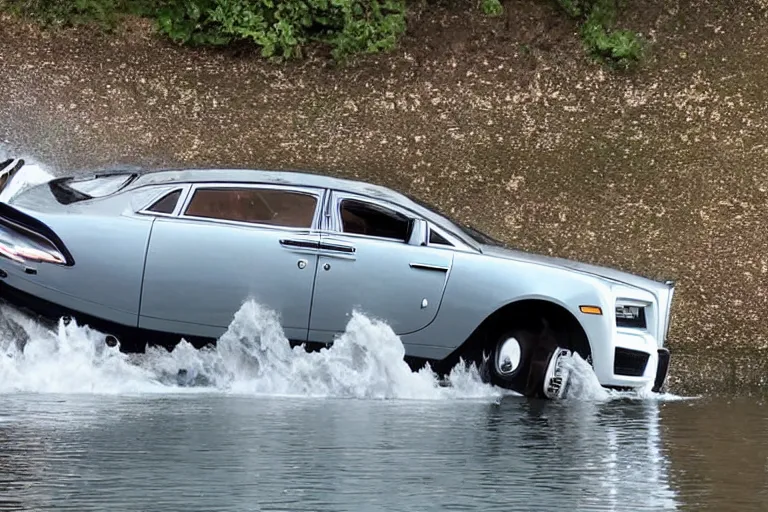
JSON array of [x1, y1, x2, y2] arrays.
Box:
[[0, 155, 55, 203], [0, 299, 689, 402], [560, 352, 691, 402], [0, 305, 169, 394], [0, 301, 507, 400]]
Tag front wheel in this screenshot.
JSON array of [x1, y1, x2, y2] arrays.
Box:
[[487, 328, 572, 399]]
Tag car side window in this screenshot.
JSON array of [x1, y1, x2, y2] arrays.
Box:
[[429, 228, 453, 247], [184, 187, 318, 228], [147, 189, 182, 214], [339, 198, 411, 242]]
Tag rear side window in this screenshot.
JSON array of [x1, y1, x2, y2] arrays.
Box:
[[184, 187, 318, 228], [147, 190, 181, 214]]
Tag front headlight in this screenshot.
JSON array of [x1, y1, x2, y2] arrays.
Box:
[[615, 300, 648, 329]]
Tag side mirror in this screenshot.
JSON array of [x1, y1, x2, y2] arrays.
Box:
[[408, 218, 428, 245]]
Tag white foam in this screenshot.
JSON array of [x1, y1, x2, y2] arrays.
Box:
[[0, 301, 509, 400], [560, 352, 692, 402], [0, 299, 691, 402]]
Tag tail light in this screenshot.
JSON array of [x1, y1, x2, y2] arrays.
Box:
[[0, 221, 68, 265]]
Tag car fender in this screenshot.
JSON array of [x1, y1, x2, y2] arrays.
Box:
[[401, 250, 617, 360]]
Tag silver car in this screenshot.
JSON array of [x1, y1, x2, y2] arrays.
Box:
[[0, 158, 675, 398]]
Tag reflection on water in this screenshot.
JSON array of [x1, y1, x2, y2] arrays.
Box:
[[0, 394, 685, 512], [662, 396, 768, 511]]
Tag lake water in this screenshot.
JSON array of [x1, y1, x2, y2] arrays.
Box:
[[1, 298, 766, 511], [2, 392, 766, 511]]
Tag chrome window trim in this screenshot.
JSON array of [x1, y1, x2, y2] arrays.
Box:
[[174, 182, 326, 232], [134, 180, 478, 252]]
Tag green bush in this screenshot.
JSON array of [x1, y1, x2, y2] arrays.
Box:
[[555, 0, 645, 70], [1, 0, 643, 68], [0, 0, 406, 61], [480, 0, 502, 17], [1, 0, 118, 27], [0, 0, 160, 28], [155, 0, 407, 61]]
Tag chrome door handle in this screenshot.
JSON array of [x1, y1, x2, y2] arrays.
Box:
[[279, 239, 319, 250], [319, 242, 356, 254], [409, 262, 449, 272]]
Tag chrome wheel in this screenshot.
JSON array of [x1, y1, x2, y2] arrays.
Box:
[[486, 326, 574, 400], [542, 348, 573, 399], [495, 336, 522, 376]]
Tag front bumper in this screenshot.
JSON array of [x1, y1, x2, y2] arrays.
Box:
[[653, 348, 670, 392], [591, 328, 671, 392]]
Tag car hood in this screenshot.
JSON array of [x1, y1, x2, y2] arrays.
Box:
[[479, 244, 673, 292]]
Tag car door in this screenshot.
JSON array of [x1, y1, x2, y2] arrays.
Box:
[[307, 191, 454, 342], [138, 183, 325, 342]]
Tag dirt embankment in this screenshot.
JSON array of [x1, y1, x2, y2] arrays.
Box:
[[0, 0, 766, 393]]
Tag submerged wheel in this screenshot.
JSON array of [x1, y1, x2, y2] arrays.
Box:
[[487, 327, 572, 399], [495, 336, 523, 377]]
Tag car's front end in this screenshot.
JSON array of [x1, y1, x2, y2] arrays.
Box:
[[584, 280, 675, 393], [540, 255, 677, 395], [474, 242, 676, 397], [529, 276, 675, 399]]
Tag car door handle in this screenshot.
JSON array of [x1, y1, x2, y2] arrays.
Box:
[[409, 262, 449, 272], [319, 242, 356, 254], [279, 239, 320, 250]]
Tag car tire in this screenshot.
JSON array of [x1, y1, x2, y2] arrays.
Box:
[[487, 327, 571, 399]]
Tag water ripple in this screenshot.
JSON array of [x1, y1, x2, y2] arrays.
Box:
[[0, 395, 689, 511]]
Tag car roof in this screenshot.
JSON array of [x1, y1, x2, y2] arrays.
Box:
[[127, 167, 483, 250], [130, 167, 407, 203]]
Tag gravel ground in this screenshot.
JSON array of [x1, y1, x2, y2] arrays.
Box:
[[0, 0, 766, 394]]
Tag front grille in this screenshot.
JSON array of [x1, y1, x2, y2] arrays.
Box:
[[614, 347, 650, 377]]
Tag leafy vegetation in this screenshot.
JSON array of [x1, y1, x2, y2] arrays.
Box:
[[556, 0, 645, 69], [577, 0, 645, 70], [154, 0, 407, 60], [478, 0, 645, 69], [0, 0, 158, 29], [0, 0, 645, 67], [481, 0, 502, 17]]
